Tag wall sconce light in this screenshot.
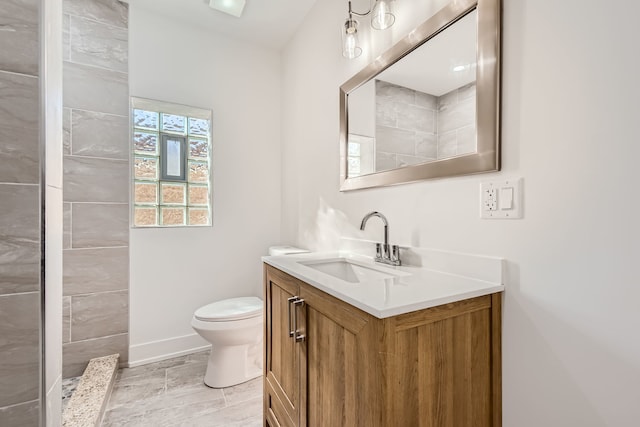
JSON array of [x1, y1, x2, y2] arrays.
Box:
[[342, 0, 396, 59]]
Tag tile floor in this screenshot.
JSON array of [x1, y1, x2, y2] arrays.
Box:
[[102, 350, 262, 426]]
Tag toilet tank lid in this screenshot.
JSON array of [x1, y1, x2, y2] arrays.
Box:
[[268, 245, 309, 256], [195, 297, 263, 321]]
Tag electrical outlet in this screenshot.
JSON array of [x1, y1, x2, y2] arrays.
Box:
[[482, 187, 498, 211], [480, 178, 523, 219]]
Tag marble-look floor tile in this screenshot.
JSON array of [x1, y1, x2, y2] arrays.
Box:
[[103, 350, 263, 426], [222, 377, 262, 405], [116, 355, 192, 383], [107, 372, 166, 409]]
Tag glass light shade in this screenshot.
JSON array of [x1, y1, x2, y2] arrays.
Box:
[[371, 0, 395, 30], [342, 19, 363, 59]]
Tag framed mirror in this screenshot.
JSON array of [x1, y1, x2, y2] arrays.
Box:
[[339, 0, 501, 191]]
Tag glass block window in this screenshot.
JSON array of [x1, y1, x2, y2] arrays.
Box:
[[132, 100, 212, 227]]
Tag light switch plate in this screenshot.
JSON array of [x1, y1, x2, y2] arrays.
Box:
[[480, 178, 523, 219]]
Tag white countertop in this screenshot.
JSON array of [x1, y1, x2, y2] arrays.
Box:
[[262, 249, 504, 319]]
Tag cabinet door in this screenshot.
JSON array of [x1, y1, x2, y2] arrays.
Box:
[[299, 283, 384, 427], [264, 266, 302, 427]]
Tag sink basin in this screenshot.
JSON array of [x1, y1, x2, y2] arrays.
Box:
[[298, 258, 404, 283]]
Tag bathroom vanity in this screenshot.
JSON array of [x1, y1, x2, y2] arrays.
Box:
[[262, 251, 504, 427]]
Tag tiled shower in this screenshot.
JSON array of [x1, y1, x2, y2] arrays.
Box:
[[374, 79, 477, 171], [61, 0, 130, 378], [1, 0, 131, 425], [0, 0, 44, 424]]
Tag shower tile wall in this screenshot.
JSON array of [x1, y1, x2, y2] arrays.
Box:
[[436, 82, 476, 158], [0, 0, 41, 425], [374, 80, 476, 171], [62, 0, 130, 378]]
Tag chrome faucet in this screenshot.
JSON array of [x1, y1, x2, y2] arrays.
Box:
[[360, 211, 401, 266]]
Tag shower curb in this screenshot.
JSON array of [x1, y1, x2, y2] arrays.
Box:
[[62, 354, 119, 427]]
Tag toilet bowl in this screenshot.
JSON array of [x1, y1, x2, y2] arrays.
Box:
[[191, 296, 263, 388]]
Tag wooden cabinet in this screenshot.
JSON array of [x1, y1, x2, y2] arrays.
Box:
[[264, 264, 502, 427]]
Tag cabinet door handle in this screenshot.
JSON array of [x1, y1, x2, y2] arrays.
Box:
[[293, 298, 305, 343], [287, 296, 298, 337]]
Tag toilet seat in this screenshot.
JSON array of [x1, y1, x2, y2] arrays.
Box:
[[194, 296, 262, 322]]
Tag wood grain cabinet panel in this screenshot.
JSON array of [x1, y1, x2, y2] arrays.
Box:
[[264, 264, 502, 427]]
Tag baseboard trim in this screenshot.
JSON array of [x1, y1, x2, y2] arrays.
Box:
[[127, 333, 210, 367]]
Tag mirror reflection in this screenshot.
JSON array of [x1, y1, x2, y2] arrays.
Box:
[[347, 10, 477, 178]]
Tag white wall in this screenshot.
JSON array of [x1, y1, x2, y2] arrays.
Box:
[[281, 0, 640, 425], [129, 6, 282, 363]]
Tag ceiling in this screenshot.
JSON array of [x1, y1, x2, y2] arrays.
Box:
[[130, 0, 318, 49], [377, 10, 477, 96]]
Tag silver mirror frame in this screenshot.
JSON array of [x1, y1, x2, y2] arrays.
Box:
[[339, 0, 501, 191]]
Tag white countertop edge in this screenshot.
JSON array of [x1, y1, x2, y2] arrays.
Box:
[[262, 252, 505, 319]]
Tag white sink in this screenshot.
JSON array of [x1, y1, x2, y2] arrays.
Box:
[[298, 257, 404, 283]]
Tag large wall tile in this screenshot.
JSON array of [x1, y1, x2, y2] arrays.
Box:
[[415, 132, 437, 159], [0, 0, 39, 76], [64, 0, 128, 28], [63, 108, 71, 155], [63, 296, 71, 344], [376, 80, 415, 104], [457, 125, 477, 155], [0, 184, 40, 295], [396, 154, 429, 168], [0, 399, 39, 427], [437, 96, 475, 134], [63, 62, 128, 115], [70, 16, 128, 72], [63, 14, 70, 61], [63, 156, 128, 203], [437, 130, 457, 159], [376, 125, 415, 155], [0, 293, 40, 407], [63, 203, 71, 249], [396, 103, 435, 133], [0, 71, 39, 183], [415, 91, 437, 109], [71, 291, 128, 341], [375, 152, 396, 172], [64, 247, 129, 295], [71, 110, 129, 159], [71, 203, 128, 248], [63, 333, 128, 378]]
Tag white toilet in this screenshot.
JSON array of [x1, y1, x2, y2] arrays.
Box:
[[191, 296, 264, 388], [191, 246, 307, 388]]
